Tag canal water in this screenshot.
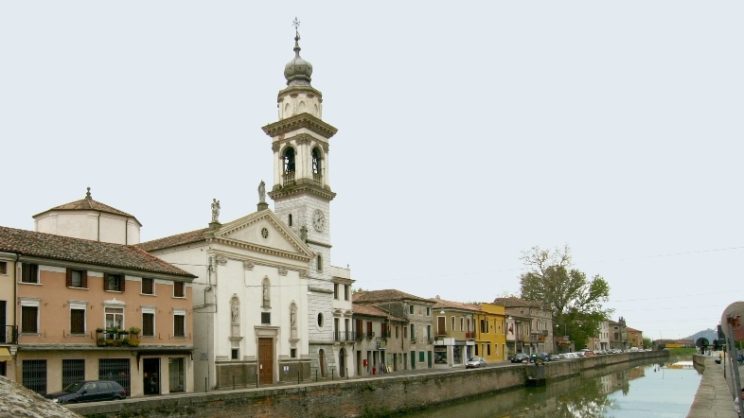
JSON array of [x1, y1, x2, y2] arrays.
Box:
[[401, 359, 701, 418]]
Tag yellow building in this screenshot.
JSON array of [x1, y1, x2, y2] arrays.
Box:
[[475, 303, 507, 362]]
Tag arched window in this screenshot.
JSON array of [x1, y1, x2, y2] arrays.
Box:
[[311, 148, 322, 176], [288, 214, 293, 226], [283, 147, 296, 174], [262, 277, 271, 308]]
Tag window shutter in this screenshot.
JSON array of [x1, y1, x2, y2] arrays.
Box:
[[103, 275, 108, 291], [65, 269, 72, 287], [120, 276, 125, 292], [82, 271, 87, 288]]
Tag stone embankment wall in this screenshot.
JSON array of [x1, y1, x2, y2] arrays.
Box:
[[688, 354, 739, 418], [69, 351, 666, 418]]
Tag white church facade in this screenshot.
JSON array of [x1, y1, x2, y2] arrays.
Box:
[[139, 28, 354, 389]]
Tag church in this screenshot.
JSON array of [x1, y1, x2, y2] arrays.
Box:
[[139, 28, 355, 390]]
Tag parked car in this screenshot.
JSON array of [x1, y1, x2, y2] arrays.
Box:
[[46, 380, 126, 404], [510, 353, 530, 363], [530, 352, 552, 363], [466, 356, 487, 368]]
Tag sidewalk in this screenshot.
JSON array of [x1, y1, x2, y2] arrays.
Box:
[[687, 355, 739, 418]]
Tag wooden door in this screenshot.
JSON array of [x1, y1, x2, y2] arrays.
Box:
[[258, 338, 273, 384]]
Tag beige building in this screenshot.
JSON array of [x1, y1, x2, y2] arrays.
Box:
[[351, 303, 407, 376], [430, 297, 478, 368], [353, 290, 435, 370], [495, 297, 554, 355]]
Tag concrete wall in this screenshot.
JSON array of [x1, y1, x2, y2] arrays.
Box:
[[68, 351, 666, 418]]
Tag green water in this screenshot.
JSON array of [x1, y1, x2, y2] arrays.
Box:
[[401, 360, 701, 418]]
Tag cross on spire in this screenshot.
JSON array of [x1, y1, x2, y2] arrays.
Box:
[[292, 17, 301, 35]]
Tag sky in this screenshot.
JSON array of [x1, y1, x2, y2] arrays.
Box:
[[1, 1, 742, 340]]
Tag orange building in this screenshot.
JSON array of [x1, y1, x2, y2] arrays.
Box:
[[1, 226, 196, 397]]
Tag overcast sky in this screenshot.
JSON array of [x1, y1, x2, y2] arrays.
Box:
[[2, 1, 742, 340]]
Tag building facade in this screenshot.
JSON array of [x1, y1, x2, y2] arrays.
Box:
[[475, 303, 507, 363], [0, 192, 196, 397], [353, 290, 434, 370], [431, 297, 477, 368], [351, 303, 406, 376], [495, 297, 554, 355]]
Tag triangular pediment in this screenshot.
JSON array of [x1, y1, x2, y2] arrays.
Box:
[[213, 210, 314, 261]]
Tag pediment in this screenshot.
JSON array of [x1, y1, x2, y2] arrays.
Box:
[[214, 210, 313, 260]]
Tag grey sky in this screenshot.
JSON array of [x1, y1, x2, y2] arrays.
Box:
[[2, 1, 742, 340]]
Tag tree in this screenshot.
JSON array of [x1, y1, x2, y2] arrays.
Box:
[[520, 246, 611, 350]]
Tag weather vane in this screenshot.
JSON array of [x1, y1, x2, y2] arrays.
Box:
[[292, 17, 301, 35]]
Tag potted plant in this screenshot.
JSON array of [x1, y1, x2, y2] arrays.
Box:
[[95, 328, 105, 346], [127, 327, 141, 346]]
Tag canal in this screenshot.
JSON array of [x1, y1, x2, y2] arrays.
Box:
[[401, 358, 700, 418]]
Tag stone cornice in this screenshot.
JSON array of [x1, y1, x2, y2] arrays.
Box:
[[262, 113, 337, 139], [212, 238, 312, 263], [271, 133, 329, 153], [305, 239, 331, 249], [277, 85, 323, 102], [268, 181, 336, 201]]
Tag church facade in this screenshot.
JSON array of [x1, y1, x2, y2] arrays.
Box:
[[139, 29, 354, 389]]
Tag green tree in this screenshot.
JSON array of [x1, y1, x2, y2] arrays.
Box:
[[520, 246, 611, 350]]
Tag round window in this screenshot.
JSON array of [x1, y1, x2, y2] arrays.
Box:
[[317, 313, 324, 328]]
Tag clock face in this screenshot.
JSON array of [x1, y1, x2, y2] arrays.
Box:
[[312, 209, 326, 232]]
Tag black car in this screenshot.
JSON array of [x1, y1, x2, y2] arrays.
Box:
[[46, 380, 126, 404], [510, 353, 530, 363]]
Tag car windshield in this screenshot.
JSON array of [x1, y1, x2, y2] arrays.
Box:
[[63, 382, 84, 393]]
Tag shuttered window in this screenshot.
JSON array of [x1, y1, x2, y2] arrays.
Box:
[[66, 269, 87, 288], [142, 311, 155, 337], [141, 278, 154, 295], [21, 306, 38, 333], [70, 308, 85, 334]]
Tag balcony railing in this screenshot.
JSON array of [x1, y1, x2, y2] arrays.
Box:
[[334, 331, 355, 342], [0, 325, 17, 344], [312, 173, 322, 186], [95, 328, 141, 347], [282, 172, 296, 187], [366, 331, 375, 340]]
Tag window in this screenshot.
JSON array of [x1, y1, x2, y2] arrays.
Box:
[[460, 318, 464, 332], [344, 285, 349, 301], [141, 278, 154, 295], [22, 360, 47, 394], [173, 281, 184, 298], [261, 312, 271, 325], [62, 359, 85, 389], [317, 255, 322, 272], [426, 307, 431, 316], [104, 273, 125, 292], [410, 324, 415, 341], [66, 269, 87, 288], [290, 348, 297, 358], [317, 313, 323, 328], [231, 349, 239, 360], [173, 310, 185, 337], [481, 319, 487, 333], [451, 317, 455, 332], [104, 307, 124, 330], [70, 304, 86, 334], [403, 326, 407, 339], [99, 359, 130, 396], [21, 263, 39, 284], [283, 147, 296, 174], [0, 261, 7, 274], [288, 214, 293, 226], [427, 325, 431, 340], [312, 147, 322, 175], [333, 283, 339, 299], [366, 321, 373, 337], [21, 304, 39, 333], [142, 309, 155, 337], [409, 305, 414, 315]]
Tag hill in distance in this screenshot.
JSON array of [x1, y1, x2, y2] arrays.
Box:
[[686, 328, 717, 343]]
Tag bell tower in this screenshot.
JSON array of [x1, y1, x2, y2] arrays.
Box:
[[262, 22, 338, 368], [262, 24, 337, 247]]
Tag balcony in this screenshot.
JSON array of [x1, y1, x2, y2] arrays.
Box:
[[95, 327, 140, 347], [0, 325, 17, 344], [282, 172, 296, 187], [334, 331, 355, 342], [366, 331, 376, 340], [312, 173, 322, 186]]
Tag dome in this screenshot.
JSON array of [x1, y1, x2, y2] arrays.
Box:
[[284, 34, 313, 86]]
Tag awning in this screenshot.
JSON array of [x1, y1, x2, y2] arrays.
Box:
[[0, 347, 12, 360]]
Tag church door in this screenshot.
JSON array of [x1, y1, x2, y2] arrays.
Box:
[[258, 338, 273, 384]]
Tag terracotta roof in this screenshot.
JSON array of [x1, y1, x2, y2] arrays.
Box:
[[352, 304, 389, 318], [0, 226, 195, 279], [137, 228, 210, 252], [625, 327, 642, 333], [353, 289, 432, 304], [429, 297, 480, 312], [34, 191, 141, 226], [493, 297, 544, 308]]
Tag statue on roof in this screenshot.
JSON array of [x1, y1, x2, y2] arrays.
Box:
[[258, 180, 266, 204], [211, 198, 221, 223]]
